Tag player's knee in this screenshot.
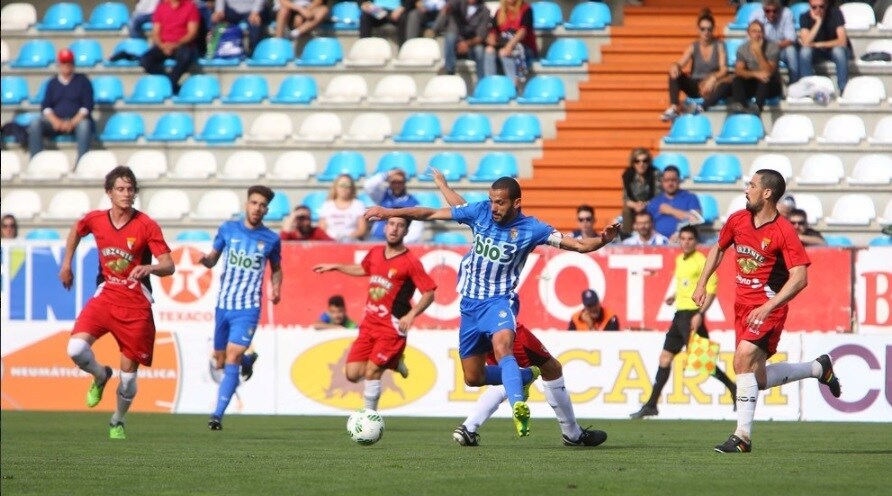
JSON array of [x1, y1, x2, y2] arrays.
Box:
[[67, 339, 92, 365], [118, 371, 137, 399], [463, 372, 485, 387], [540, 358, 562, 381]]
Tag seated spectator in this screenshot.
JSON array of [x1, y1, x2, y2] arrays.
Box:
[[750, 0, 799, 83], [318, 174, 369, 242], [140, 0, 200, 94], [662, 9, 729, 121], [406, 0, 447, 40], [364, 169, 424, 243], [483, 0, 537, 89], [570, 205, 597, 239], [789, 208, 826, 246], [130, 0, 160, 38], [435, 0, 490, 77], [778, 194, 796, 219], [314, 295, 358, 329], [212, 0, 273, 56], [359, 0, 413, 45], [568, 289, 620, 331], [729, 20, 782, 116], [1, 214, 18, 239], [280, 205, 333, 241], [275, 0, 330, 39], [29, 49, 94, 165], [622, 211, 670, 246], [798, 0, 850, 91], [646, 166, 702, 241], [621, 147, 661, 235]]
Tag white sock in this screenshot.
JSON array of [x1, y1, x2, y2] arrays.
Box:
[[67, 339, 107, 380], [735, 373, 758, 441], [463, 386, 507, 433], [110, 371, 137, 425], [765, 362, 818, 388], [363, 380, 381, 410], [543, 377, 582, 440]]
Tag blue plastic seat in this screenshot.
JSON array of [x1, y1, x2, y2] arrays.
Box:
[[1, 76, 29, 104], [100, 112, 145, 142], [393, 113, 441, 143], [494, 114, 541, 143], [296, 37, 343, 66], [715, 114, 764, 145], [246, 38, 294, 66], [176, 230, 212, 241], [36, 3, 83, 31], [375, 151, 418, 179], [84, 2, 129, 31], [413, 191, 443, 209], [146, 112, 194, 142], [725, 38, 745, 67], [823, 235, 853, 247], [694, 154, 743, 184], [266, 190, 292, 221], [222, 75, 268, 104], [330, 1, 361, 30], [868, 236, 892, 247], [443, 114, 491, 143], [463, 191, 490, 204], [317, 151, 366, 181], [27, 79, 48, 104], [532, 1, 563, 30], [25, 229, 61, 240], [653, 153, 691, 180], [697, 193, 719, 223], [197, 112, 243, 143], [302, 191, 328, 221], [270, 75, 318, 104], [92, 75, 124, 104], [727, 3, 762, 30], [564, 2, 611, 30], [470, 153, 518, 182], [10, 40, 56, 68], [468, 76, 516, 104], [68, 39, 103, 67], [663, 114, 712, 144], [13, 112, 41, 127], [420, 152, 468, 182], [790, 2, 809, 30], [540, 38, 588, 67], [517, 75, 565, 104], [172, 75, 221, 104], [125, 75, 173, 104], [105, 38, 149, 67], [433, 232, 469, 245]]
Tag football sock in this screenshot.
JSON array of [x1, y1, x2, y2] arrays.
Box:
[[498, 356, 524, 406], [766, 362, 816, 388], [713, 367, 736, 396], [520, 367, 534, 384], [646, 366, 671, 407], [110, 371, 137, 425], [735, 373, 758, 440], [213, 364, 240, 419], [463, 386, 506, 433], [67, 339, 107, 380], [811, 359, 824, 377], [543, 376, 582, 440], [483, 365, 503, 385], [363, 380, 381, 410]]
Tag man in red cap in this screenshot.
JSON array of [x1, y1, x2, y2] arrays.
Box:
[[140, 0, 201, 93], [28, 49, 94, 165]]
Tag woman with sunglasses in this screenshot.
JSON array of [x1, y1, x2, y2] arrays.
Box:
[[318, 174, 369, 242], [1, 214, 18, 239], [662, 8, 730, 122], [620, 148, 661, 235]]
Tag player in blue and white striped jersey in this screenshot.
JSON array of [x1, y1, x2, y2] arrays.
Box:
[[365, 174, 620, 437], [199, 185, 283, 431]]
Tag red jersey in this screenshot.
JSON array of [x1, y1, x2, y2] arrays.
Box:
[[153, 0, 200, 44], [77, 209, 171, 309], [719, 210, 810, 306], [360, 246, 436, 329], [280, 228, 332, 241]]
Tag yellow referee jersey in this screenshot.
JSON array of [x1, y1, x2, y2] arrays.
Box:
[[675, 251, 717, 311]]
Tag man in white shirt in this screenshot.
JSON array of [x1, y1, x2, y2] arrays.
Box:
[[622, 211, 670, 246], [750, 0, 799, 83]]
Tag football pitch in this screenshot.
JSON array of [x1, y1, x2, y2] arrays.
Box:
[[2, 411, 890, 496]]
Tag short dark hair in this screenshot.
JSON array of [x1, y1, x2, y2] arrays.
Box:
[[679, 225, 699, 239], [756, 169, 786, 203], [104, 165, 139, 193], [662, 165, 681, 177], [790, 208, 808, 222], [577, 204, 594, 216], [248, 185, 275, 203], [328, 295, 346, 308], [491, 176, 521, 200]]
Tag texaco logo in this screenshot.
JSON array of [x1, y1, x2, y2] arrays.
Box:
[[158, 246, 214, 303]]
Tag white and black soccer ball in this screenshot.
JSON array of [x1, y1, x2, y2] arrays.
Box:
[[347, 409, 385, 445]]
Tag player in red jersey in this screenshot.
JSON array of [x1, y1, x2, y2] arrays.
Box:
[[693, 169, 841, 454], [59, 166, 174, 440], [313, 216, 436, 410]]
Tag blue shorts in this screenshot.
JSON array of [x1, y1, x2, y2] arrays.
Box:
[[214, 307, 261, 351], [458, 295, 518, 359]]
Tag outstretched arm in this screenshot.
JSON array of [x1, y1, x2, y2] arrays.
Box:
[[313, 263, 368, 276], [432, 168, 468, 207], [365, 205, 453, 222], [558, 223, 622, 253]]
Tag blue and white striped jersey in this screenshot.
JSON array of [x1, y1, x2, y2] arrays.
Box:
[[451, 201, 556, 299], [212, 220, 282, 310]]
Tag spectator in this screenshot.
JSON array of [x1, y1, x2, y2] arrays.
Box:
[[483, 0, 537, 89], [1, 214, 18, 239], [364, 169, 424, 243], [778, 194, 796, 219], [568, 289, 620, 331], [318, 174, 369, 242], [750, 0, 799, 84], [661, 9, 729, 121], [729, 20, 782, 116], [798, 0, 850, 91], [130, 0, 160, 38], [406, 0, 447, 40], [646, 166, 702, 241], [435, 0, 490, 77], [571, 205, 597, 240], [359, 0, 413, 45], [314, 295, 359, 329], [140, 0, 200, 94], [280, 205, 333, 241], [622, 211, 670, 246], [275, 0, 330, 39], [29, 49, 94, 165], [621, 147, 661, 235], [789, 208, 826, 246], [212, 0, 273, 56]]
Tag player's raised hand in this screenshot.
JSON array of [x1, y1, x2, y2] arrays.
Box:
[[430, 167, 446, 186], [364, 206, 387, 221], [59, 266, 74, 290], [601, 222, 622, 243]]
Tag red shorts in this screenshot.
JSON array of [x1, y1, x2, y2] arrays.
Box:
[[346, 323, 406, 370], [734, 302, 787, 358], [485, 324, 553, 368], [72, 297, 157, 366]]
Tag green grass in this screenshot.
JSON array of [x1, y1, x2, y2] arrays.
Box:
[[2, 411, 890, 496]]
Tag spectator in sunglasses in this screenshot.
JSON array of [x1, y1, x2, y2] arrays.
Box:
[[280, 205, 333, 241], [749, 0, 799, 84], [788, 208, 825, 246], [571, 205, 597, 240], [1, 214, 18, 239], [621, 147, 661, 235]]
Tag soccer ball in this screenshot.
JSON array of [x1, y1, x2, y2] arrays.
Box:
[[347, 409, 385, 445]]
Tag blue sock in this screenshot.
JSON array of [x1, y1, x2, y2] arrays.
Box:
[[499, 356, 524, 406], [484, 365, 503, 385], [213, 364, 240, 419]]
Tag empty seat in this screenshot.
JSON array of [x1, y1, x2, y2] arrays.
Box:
[[1, 40, 8, 64], [343, 112, 392, 142], [44, 190, 91, 220], [296, 37, 343, 66], [302, 191, 327, 220], [393, 113, 441, 143], [105, 38, 149, 67], [413, 191, 443, 209], [147, 112, 194, 141], [197, 112, 243, 143], [317, 151, 366, 181], [170, 151, 217, 179], [219, 151, 267, 180], [727, 2, 761, 30], [344, 37, 392, 67], [270, 75, 318, 104], [70, 150, 117, 180], [697, 193, 719, 223], [125, 150, 168, 180], [468, 75, 516, 104], [36, 2, 83, 31], [24, 151, 70, 180], [869, 236, 892, 247], [839, 2, 875, 31], [796, 154, 845, 185], [463, 191, 491, 204], [791, 2, 810, 29], [417, 75, 467, 103], [879, 5, 892, 31], [816, 114, 866, 145], [720, 194, 747, 223], [825, 194, 876, 226], [125, 75, 173, 104], [517, 75, 565, 104], [715, 114, 764, 145], [330, 1, 361, 30], [69, 39, 103, 67], [393, 37, 441, 66], [91, 75, 124, 104], [191, 190, 242, 220], [663, 114, 712, 144], [84, 2, 129, 30], [1, 76, 28, 104], [28, 79, 48, 105], [421, 152, 468, 181], [246, 38, 295, 66], [859, 39, 892, 63], [746, 154, 793, 181], [470, 153, 518, 182], [2, 190, 42, 219], [823, 235, 853, 247], [494, 113, 541, 143], [1, 151, 22, 180], [532, 1, 563, 30], [432, 232, 469, 245], [247, 112, 293, 141], [146, 190, 191, 220], [271, 151, 316, 180], [222, 75, 268, 103], [266, 190, 292, 221], [540, 38, 588, 67], [295, 112, 342, 142], [765, 114, 814, 144], [10, 40, 56, 68], [318, 74, 368, 103], [172, 75, 221, 104], [368, 74, 417, 103], [878, 199, 892, 225], [724, 38, 745, 67], [653, 153, 691, 180], [1, 3, 38, 31], [100, 112, 145, 142], [375, 151, 417, 179], [694, 154, 742, 183], [837, 76, 886, 105], [868, 116, 892, 145], [795, 193, 824, 222], [25, 229, 62, 240], [564, 2, 611, 30], [848, 154, 892, 185], [443, 114, 491, 143], [176, 230, 212, 242]]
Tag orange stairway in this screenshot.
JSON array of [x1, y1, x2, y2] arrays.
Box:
[[520, 0, 735, 232]]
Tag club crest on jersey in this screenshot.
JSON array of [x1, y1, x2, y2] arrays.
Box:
[[498, 310, 507, 319], [761, 237, 771, 251], [388, 268, 398, 279], [509, 229, 518, 241], [257, 241, 265, 251], [126, 237, 136, 250]]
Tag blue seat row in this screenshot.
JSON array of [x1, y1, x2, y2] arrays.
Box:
[[663, 114, 765, 145], [314, 151, 519, 183], [395, 113, 541, 143], [532, 2, 612, 31]]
